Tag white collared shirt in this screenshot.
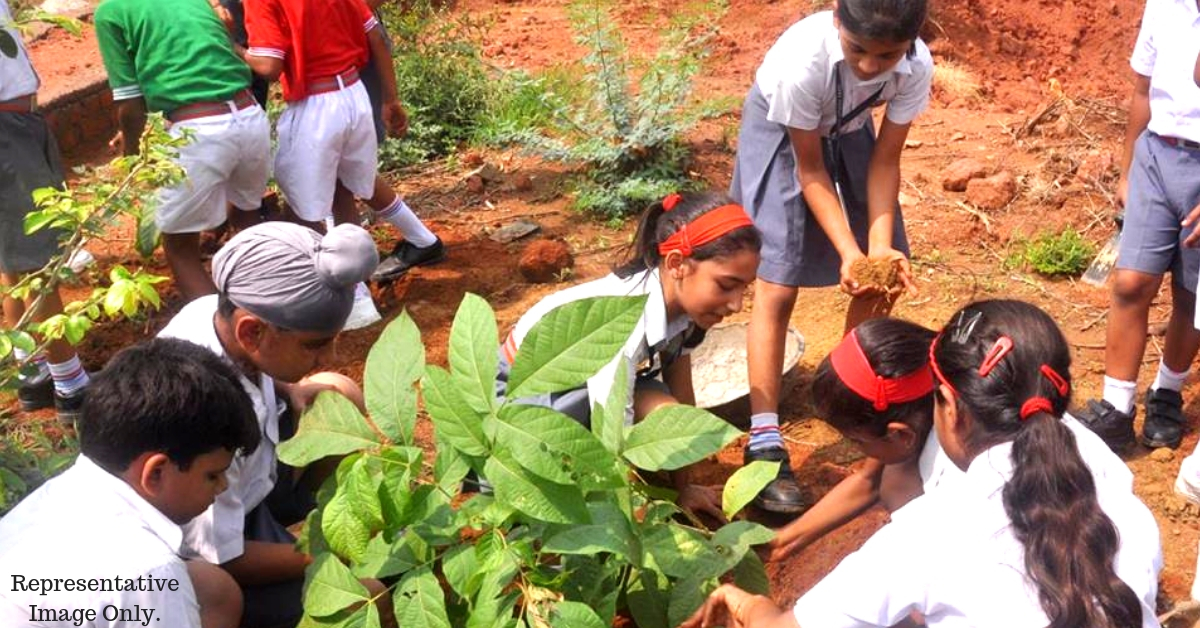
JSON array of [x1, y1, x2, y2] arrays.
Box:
[[158, 294, 280, 564], [754, 11, 933, 135], [0, 0, 40, 102], [794, 422, 1160, 628], [503, 268, 693, 424], [1132, 0, 1200, 143], [0, 455, 201, 627]]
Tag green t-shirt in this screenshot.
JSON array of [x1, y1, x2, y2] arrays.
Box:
[[94, 0, 250, 113]]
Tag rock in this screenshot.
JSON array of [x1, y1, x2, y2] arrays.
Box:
[[489, 219, 540, 244], [1149, 447, 1176, 463], [466, 175, 485, 193], [461, 151, 484, 167], [950, 132, 966, 142], [965, 171, 1017, 210], [1077, 149, 1116, 183], [941, 158, 989, 192], [519, 239, 573, 283], [904, 140, 923, 149], [512, 173, 534, 192]]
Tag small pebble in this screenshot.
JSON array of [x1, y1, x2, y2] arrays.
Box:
[[1150, 447, 1175, 462]]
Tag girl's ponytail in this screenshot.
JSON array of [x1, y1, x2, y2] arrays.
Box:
[[614, 192, 761, 278], [931, 300, 1142, 628]]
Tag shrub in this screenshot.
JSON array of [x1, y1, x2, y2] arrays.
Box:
[[1005, 229, 1096, 276]]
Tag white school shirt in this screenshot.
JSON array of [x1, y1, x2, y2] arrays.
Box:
[[503, 268, 693, 424], [0, 455, 201, 627], [794, 430, 1162, 628], [0, 0, 40, 101], [754, 11, 933, 135], [158, 294, 281, 564], [1131, 0, 1200, 143]]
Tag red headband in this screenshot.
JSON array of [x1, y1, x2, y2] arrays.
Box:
[[657, 204, 755, 258], [829, 329, 935, 411], [928, 333, 1071, 421]]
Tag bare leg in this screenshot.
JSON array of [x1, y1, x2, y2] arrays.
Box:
[[332, 181, 362, 226], [363, 177, 397, 212], [1162, 282, 1200, 372], [747, 279, 799, 416], [227, 205, 263, 232], [162, 232, 217, 300], [187, 560, 243, 628], [1105, 269, 1162, 380]]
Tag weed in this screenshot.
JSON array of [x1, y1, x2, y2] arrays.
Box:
[[932, 61, 983, 102], [0, 414, 76, 515], [1005, 229, 1096, 276]]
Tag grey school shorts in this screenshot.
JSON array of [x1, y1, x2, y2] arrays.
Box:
[[1115, 131, 1200, 292], [0, 111, 65, 274]]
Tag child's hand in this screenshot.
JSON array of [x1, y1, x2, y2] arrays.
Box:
[[677, 484, 727, 524], [284, 380, 337, 414], [680, 584, 774, 628], [838, 249, 869, 296], [382, 101, 408, 138], [869, 247, 918, 297], [1183, 200, 1200, 248], [763, 531, 802, 564]]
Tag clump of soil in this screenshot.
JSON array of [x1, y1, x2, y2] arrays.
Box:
[[518, 239, 573, 283], [849, 258, 901, 292]]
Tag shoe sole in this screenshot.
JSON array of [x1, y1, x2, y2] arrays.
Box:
[[371, 252, 448, 284], [1140, 433, 1182, 450], [19, 397, 54, 412], [752, 496, 808, 515]]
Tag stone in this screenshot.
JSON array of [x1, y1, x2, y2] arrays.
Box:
[[489, 219, 540, 244], [518, 239, 573, 283], [941, 158, 989, 192], [512, 173, 534, 192], [466, 175, 485, 193], [965, 171, 1017, 210], [1149, 447, 1176, 463]]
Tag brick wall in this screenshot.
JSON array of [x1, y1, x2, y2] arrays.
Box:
[[40, 80, 116, 161]]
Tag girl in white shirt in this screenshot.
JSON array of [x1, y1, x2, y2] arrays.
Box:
[[682, 300, 1162, 628]]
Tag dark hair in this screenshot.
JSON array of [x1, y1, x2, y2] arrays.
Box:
[[812, 317, 935, 437], [837, 0, 927, 52], [932, 300, 1141, 628], [217, 293, 238, 320], [615, 192, 761, 278], [79, 338, 260, 473]]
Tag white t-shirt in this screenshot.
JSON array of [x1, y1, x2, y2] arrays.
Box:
[[0, 0, 40, 102], [1131, 0, 1200, 143], [754, 11, 933, 135], [794, 426, 1161, 628], [158, 294, 281, 564], [501, 268, 694, 424], [0, 455, 201, 627]]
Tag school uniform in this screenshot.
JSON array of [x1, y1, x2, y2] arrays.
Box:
[[245, 0, 381, 222], [1117, 0, 1200, 292], [731, 11, 932, 287], [497, 268, 703, 426], [94, 0, 270, 236], [0, 455, 201, 627], [0, 1, 66, 273], [794, 432, 1162, 628]]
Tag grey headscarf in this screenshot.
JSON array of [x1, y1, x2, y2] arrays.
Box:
[[212, 222, 379, 334]]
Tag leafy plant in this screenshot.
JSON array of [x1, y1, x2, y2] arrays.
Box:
[[0, 413, 76, 514], [285, 293, 777, 628], [1005, 228, 1096, 277]]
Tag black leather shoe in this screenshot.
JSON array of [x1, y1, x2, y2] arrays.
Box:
[[55, 388, 86, 426], [1142, 388, 1185, 449], [744, 446, 807, 514], [371, 238, 446, 282], [1074, 398, 1136, 454], [17, 372, 53, 412]]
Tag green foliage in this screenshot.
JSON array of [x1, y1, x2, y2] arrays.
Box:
[[0, 414, 75, 515], [1005, 228, 1096, 277], [288, 294, 771, 627]]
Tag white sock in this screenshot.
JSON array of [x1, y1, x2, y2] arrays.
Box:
[[13, 348, 48, 381], [748, 412, 783, 451], [1102, 376, 1138, 415], [376, 196, 437, 247], [1152, 360, 1189, 392]]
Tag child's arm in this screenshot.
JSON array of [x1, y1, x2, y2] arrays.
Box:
[[681, 584, 800, 628], [766, 457, 885, 562], [241, 49, 284, 82], [787, 127, 868, 295], [221, 540, 310, 586], [864, 118, 917, 295], [115, 98, 147, 157], [1119, 73, 1152, 209], [366, 24, 407, 137]]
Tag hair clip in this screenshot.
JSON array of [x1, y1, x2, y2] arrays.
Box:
[[662, 193, 683, 211], [1039, 364, 1070, 396], [978, 335, 1013, 377], [951, 310, 983, 344]]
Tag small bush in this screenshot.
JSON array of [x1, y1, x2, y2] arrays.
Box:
[[1005, 229, 1096, 276]]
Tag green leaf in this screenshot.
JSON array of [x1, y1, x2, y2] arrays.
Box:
[[364, 312, 423, 443], [483, 452, 590, 524], [731, 550, 771, 595], [467, 564, 521, 628], [135, 211, 160, 257], [641, 523, 721, 579], [433, 442, 470, 496], [62, 315, 92, 345], [9, 331, 35, 354], [322, 491, 371, 562], [709, 521, 776, 575], [423, 365, 489, 457], [352, 531, 426, 579], [278, 392, 380, 466], [667, 575, 716, 628], [625, 568, 670, 628], [448, 293, 499, 414], [505, 295, 647, 398], [441, 544, 478, 599], [304, 554, 369, 617], [494, 404, 624, 489], [549, 601, 607, 628], [722, 459, 780, 519], [392, 567, 451, 628], [622, 405, 741, 471], [22, 210, 55, 234], [592, 358, 629, 455], [541, 523, 630, 559], [342, 458, 384, 531]]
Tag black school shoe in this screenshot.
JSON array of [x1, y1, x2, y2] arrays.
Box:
[[371, 238, 447, 283], [1142, 388, 1186, 449], [17, 371, 54, 412], [1074, 398, 1137, 454], [744, 445, 807, 514], [54, 388, 86, 426]]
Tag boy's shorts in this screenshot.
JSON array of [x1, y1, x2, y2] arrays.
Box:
[[1116, 131, 1200, 293], [274, 80, 378, 222], [0, 111, 66, 273], [156, 102, 271, 234]]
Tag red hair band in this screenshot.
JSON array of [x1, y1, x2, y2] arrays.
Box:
[[930, 333, 1071, 421], [830, 329, 935, 411], [657, 204, 755, 258], [662, 193, 684, 211]]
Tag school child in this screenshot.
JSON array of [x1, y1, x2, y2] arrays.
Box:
[[157, 221, 376, 628], [1, 0, 91, 422], [496, 192, 759, 521], [0, 338, 260, 628], [240, 0, 444, 327], [1074, 0, 1200, 454], [94, 0, 271, 301], [767, 316, 1131, 562], [681, 300, 1162, 628], [732, 0, 932, 513]]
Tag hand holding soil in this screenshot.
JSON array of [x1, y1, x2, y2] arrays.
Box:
[[849, 256, 913, 298]]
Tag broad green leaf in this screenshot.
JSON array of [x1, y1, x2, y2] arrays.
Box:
[[423, 365, 489, 457], [732, 551, 771, 595], [296, 603, 381, 628], [593, 358, 629, 455], [710, 521, 776, 574], [392, 567, 451, 628], [278, 392, 380, 466], [441, 544, 478, 599], [448, 293, 499, 414], [433, 442, 470, 496], [558, 555, 620, 624], [668, 575, 718, 628], [342, 458, 384, 531], [722, 459, 780, 519], [549, 601, 606, 628], [304, 554, 369, 617], [622, 405, 741, 471], [541, 523, 631, 559], [322, 492, 371, 563], [23, 209, 55, 234], [625, 568, 670, 628], [641, 523, 722, 579], [364, 312, 424, 443], [135, 210, 160, 258], [352, 531, 425, 579], [467, 565, 521, 628], [494, 404, 624, 489], [483, 453, 590, 524], [506, 295, 647, 398]]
